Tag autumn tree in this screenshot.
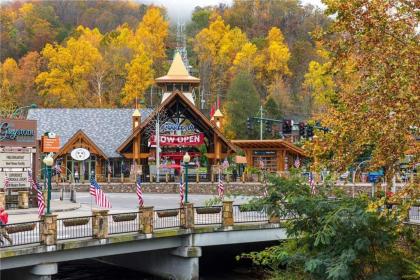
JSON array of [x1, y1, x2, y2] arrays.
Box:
[[122, 50, 154, 106], [307, 0, 419, 187], [223, 71, 260, 139], [194, 15, 248, 106], [0, 58, 19, 110], [134, 6, 169, 75], [36, 35, 103, 107]]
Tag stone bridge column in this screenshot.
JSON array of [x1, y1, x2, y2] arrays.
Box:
[[0, 191, 5, 209], [30, 263, 58, 280], [180, 203, 194, 229], [40, 214, 57, 246], [222, 200, 234, 227], [92, 209, 109, 239], [139, 206, 154, 234], [18, 191, 29, 209]]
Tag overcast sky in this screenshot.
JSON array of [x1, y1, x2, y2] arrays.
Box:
[[141, 0, 326, 22]]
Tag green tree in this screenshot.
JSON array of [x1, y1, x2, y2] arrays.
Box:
[[223, 72, 260, 139], [242, 174, 418, 279]]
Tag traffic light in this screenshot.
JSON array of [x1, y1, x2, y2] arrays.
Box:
[[246, 117, 252, 130], [298, 122, 306, 136], [265, 121, 272, 134], [306, 125, 314, 138], [282, 120, 292, 134]]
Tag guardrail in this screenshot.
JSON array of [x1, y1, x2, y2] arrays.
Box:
[[2, 204, 419, 249]]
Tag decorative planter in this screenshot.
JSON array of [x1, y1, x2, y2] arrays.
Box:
[[6, 223, 36, 234], [196, 207, 221, 214], [239, 205, 264, 212], [112, 213, 137, 222], [63, 217, 90, 227], [157, 210, 179, 218]]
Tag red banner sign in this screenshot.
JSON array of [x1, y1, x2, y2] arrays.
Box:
[[150, 133, 204, 146]]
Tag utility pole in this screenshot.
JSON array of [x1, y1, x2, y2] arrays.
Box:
[[260, 105, 263, 140]]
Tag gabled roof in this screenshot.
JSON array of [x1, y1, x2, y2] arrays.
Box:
[[27, 108, 151, 158], [231, 139, 307, 157], [155, 52, 200, 84], [117, 91, 237, 153], [55, 129, 108, 160]]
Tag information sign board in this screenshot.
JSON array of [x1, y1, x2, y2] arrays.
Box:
[[0, 152, 31, 168]]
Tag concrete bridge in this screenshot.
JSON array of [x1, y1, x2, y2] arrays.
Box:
[[0, 202, 286, 280]]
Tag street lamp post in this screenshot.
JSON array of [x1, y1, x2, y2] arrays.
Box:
[[183, 152, 191, 204], [43, 154, 54, 214]]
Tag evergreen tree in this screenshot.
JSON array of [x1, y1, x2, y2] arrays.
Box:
[[224, 71, 260, 139], [264, 96, 282, 119]]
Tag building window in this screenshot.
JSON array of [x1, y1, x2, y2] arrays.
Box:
[[167, 84, 173, 92], [182, 83, 190, 92]]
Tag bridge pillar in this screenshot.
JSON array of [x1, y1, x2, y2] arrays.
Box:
[[139, 206, 154, 234], [30, 263, 58, 280], [40, 214, 57, 245], [92, 209, 109, 239], [180, 203, 194, 229], [102, 246, 201, 280], [222, 200, 234, 227]]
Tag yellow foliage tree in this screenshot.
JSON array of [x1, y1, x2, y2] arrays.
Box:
[[122, 51, 154, 106], [0, 58, 19, 110], [231, 42, 258, 75], [134, 7, 169, 64], [36, 38, 103, 107]]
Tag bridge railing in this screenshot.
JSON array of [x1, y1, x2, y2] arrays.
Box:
[[233, 205, 269, 223], [194, 206, 223, 225], [108, 212, 139, 235], [1, 220, 41, 247], [57, 216, 93, 240], [154, 208, 181, 229]]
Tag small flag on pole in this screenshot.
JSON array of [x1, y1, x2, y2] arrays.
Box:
[[309, 172, 316, 195], [294, 156, 300, 168], [89, 178, 112, 208], [28, 171, 45, 216], [217, 172, 224, 199], [53, 163, 62, 174], [179, 175, 185, 207], [136, 176, 144, 207]]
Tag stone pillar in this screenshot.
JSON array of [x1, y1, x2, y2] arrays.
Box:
[[149, 174, 154, 183], [40, 214, 57, 246], [92, 209, 109, 239], [269, 214, 280, 224], [0, 192, 5, 209], [222, 201, 234, 227], [121, 173, 124, 183], [242, 173, 245, 183], [180, 203, 194, 229], [30, 263, 58, 280], [18, 191, 29, 209], [139, 206, 154, 234], [196, 172, 199, 183], [107, 173, 111, 183], [42, 190, 48, 205]]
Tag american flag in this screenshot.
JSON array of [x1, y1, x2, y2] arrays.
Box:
[[136, 176, 144, 207], [28, 171, 45, 216], [294, 157, 300, 168], [89, 178, 112, 208], [3, 174, 10, 189], [309, 172, 316, 195], [179, 176, 185, 207], [217, 172, 224, 199]]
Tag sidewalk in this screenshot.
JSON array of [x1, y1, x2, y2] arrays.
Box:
[[8, 200, 81, 216]]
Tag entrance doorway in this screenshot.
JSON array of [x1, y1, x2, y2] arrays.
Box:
[[66, 155, 96, 182]]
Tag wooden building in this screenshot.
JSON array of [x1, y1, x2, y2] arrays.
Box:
[[231, 140, 306, 172]]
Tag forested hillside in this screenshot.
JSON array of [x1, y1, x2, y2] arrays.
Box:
[[0, 0, 329, 138]]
